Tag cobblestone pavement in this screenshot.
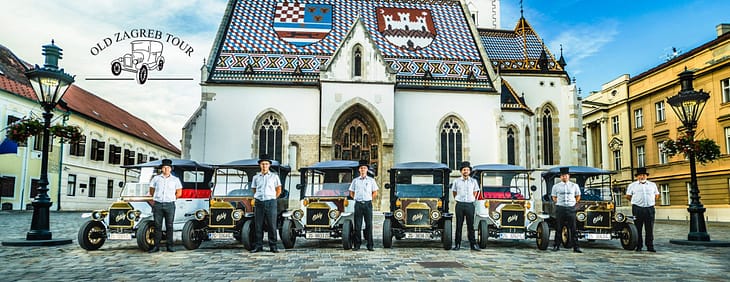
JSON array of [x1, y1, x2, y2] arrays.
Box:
[[1, 211, 729, 281]]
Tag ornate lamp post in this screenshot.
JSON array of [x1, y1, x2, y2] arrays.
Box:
[[2, 41, 74, 246], [666, 68, 710, 242]]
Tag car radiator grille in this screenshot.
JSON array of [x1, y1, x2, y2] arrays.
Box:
[[406, 208, 430, 226], [586, 211, 611, 228], [307, 208, 330, 226], [210, 209, 234, 226], [109, 208, 131, 227], [500, 210, 525, 228]]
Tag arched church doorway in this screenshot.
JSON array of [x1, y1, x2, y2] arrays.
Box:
[[332, 106, 381, 175]]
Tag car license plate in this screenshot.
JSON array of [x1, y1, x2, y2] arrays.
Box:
[[306, 232, 331, 239], [585, 233, 611, 240], [499, 233, 525, 240], [404, 233, 431, 239], [209, 233, 234, 240], [109, 233, 132, 240]]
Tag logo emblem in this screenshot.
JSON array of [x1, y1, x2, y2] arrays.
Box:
[[593, 215, 604, 224], [273, 2, 332, 46], [376, 7, 436, 51], [115, 213, 126, 223], [411, 213, 424, 222], [312, 212, 324, 221], [110, 40, 165, 84], [507, 214, 519, 223], [216, 212, 227, 222]]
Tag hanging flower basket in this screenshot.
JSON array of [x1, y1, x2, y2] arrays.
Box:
[[50, 124, 83, 144], [661, 134, 720, 164], [6, 118, 83, 144]]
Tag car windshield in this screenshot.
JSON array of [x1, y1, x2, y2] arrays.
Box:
[[213, 169, 254, 197], [550, 174, 613, 201], [304, 170, 351, 197], [120, 167, 155, 197], [479, 171, 529, 200], [132, 42, 148, 52], [394, 173, 443, 198]]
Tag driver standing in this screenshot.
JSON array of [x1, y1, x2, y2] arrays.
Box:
[[551, 167, 582, 253]]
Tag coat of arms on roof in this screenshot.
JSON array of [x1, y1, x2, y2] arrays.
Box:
[[273, 2, 333, 47], [376, 7, 436, 51]]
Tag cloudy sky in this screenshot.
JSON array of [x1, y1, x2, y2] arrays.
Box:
[[1, 0, 729, 150]]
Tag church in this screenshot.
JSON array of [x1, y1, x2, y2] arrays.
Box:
[[182, 0, 584, 188]]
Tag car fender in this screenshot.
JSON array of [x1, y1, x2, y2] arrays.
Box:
[[81, 212, 92, 218], [384, 212, 393, 219]]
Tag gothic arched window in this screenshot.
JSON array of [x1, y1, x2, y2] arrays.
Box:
[[258, 113, 284, 162], [542, 108, 554, 165], [353, 47, 362, 77], [507, 128, 516, 165], [440, 117, 463, 170]]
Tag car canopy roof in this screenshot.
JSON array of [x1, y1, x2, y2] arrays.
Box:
[[217, 158, 291, 173], [390, 162, 451, 171], [541, 165, 614, 179], [122, 158, 213, 170], [472, 164, 531, 173], [301, 160, 360, 170]]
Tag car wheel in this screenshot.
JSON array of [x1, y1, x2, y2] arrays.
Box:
[[111, 62, 122, 76], [78, 220, 106, 251], [182, 220, 202, 250], [536, 221, 550, 250], [383, 218, 393, 248], [241, 220, 254, 251], [442, 219, 452, 250], [478, 220, 488, 249], [621, 223, 639, 250], [136, 220, 155, 251], [157, 58, 164, 71], [342, 219, 353, 250], [561, 225, 570, 248], [137, 65, 148, 84], [281, 219, 296, 249]]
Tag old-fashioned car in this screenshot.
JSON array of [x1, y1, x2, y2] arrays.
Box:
[[383, 162, 452, 250], [77, 159, 213, 251], [280, 160, 365, 250], [541, 166, 638, 250], [471, 164, 549, 250], [110, 40, 164, 84], [181, 159, 290, 250]]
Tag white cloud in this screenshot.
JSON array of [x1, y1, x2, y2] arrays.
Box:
[[0, 0, 228, 149], [546, 20, 619, 78]]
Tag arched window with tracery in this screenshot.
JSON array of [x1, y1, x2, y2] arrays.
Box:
[[258, 113, 283, 162], [440, 117, 463, 170], [542, 108, 554, 165], [507, 128, 516, 165], [353, 46, 362, 77]]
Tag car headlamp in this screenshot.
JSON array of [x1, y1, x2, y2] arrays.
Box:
[[430, 210, 441, 220], [527, 211, 538, 222], [394, 209, 404, 220], [328, 209, 340, 219], [91, 210, 107, 221], [577, 212, 587, 222], [194, 209, 207, 221], [232, 209, 243, 221], [615, 212, 626, 223], [292, 209, 304, 220], [491, 211, 500, 220]]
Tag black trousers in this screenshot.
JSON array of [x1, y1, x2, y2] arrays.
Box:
[[632, 205, 655, 249], [254, 199, 278, 249], [455, 202, 476, 245], [152, 201, 175, 248], [354, 201, 373, 248], [554, 205, 578, 249]]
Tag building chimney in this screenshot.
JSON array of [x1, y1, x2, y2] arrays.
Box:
[[717, 23, 730, 37]]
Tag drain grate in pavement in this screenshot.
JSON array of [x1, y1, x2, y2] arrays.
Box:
[[417, 261, 465, 268]]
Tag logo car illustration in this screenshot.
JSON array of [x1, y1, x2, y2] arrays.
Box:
[[110, 40, 164, 84]]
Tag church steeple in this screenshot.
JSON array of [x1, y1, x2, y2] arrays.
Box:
[[557, 44, 567, 69], [538, 44, 549, 71]]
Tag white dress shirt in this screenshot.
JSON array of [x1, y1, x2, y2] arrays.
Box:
[[451, 177, 479, 203], [150, 174, 182, 203], [551, 181, 581, 207], [348, 176, 378, 201], [252, 172, 281, 201], [626, 180, 659, 207]]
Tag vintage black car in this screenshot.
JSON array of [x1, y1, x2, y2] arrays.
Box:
[[471, 164, 550, 250], [280, 160, 365, 249], [383, 162, 452, 250], [181, 159, 290, 250], [541, 166, 638, 250], [78, 159, 214, 251]]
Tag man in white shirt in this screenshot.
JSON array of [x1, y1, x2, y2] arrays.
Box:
[[551, 167, 582, 253], [625, 167, 660, 252], [349, 159, 378, 251], [148, 159, 182, 253], [451, 161, 480, 251], [250, 154, 282, 253]]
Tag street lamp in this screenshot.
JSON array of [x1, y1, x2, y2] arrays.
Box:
[[2, 41, 74, 246], [666, 68, 710, 242]]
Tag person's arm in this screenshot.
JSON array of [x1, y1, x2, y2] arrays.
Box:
[[175, 189, 182, 198], [149, 187, 155, 197], [148, 176, 156, 196], [575, 195, 581, 203], [276, 185, 282, 198], [574, 184, 581, 204], [372, 190, 377, 199], [654, 184, 660, 201], [625, 184, 633, 201]]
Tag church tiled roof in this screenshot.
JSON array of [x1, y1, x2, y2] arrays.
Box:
[[208, 0, 493, 90], [479, 17, 564, 73], [500, 79, 532, 114]]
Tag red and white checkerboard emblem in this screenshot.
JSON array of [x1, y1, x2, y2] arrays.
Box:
[[273, 2, 333, 47], [274, 2, 305, 23]]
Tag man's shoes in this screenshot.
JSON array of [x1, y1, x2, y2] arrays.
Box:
[[452, 244, 461, 250], [271, 247, 279, 253], [635, 246, 642, 252], [647, 248, 656, 252], [166, 247, 175, 252], [353, 246, 361, 251], [367, 247, 374, 251], [470, 244, 481, 251], [249, 247, 263, 253], [147, 247, 160, 253], [573, 248, 583, 253], [551, 245, 560, 251]]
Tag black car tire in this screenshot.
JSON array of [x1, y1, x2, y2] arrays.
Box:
[[241, 220, 254, 251], [621, 223, 639, 250], [536, 221, 550, 250], [111, 62, 122, 76], [136, 220, 155, 251], [281, 219, 296, 249], [442, 219, 452, 250], [78, 220, 106, 251], [383, 219, 393, 248], [478, 220, 488, 249], [157, 58, 164, 71], [182, 220, 202, 250], [137, 65, 148, 84], [342, 219, 353, 250]]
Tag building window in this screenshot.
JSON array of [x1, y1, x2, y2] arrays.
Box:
[[149, 156, 158, 162], [722, 78, 730, 103], [88, 177, 96, 198], [108, 145, 121, 165], [613, 150, 621, 170], [658, 141, 668, 164], [137, 153, 148, 164], [660, 184, 670, 206], [33, 135, 53, 152], [507, 128, 516, 165], [636, 145, 645, 167], [107, 179, 114, 199], [440, 117, 463, 170], [542, 108, 554, 165], [353, 46, 362, 77], [611, 116, 619, 135], [725, 127, 730, 154], [67, 174, 76, 196], [69, 135, 86, 157], [90, 139, 105, 161], [634, 108, 643, 129], [1, 176, 15, 198], [30, 179, 40, 198], [655, 101, 665, 123], [123, 149, 135, 166], [258, 113, 284, 162], [6, 115, 26, 147]]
